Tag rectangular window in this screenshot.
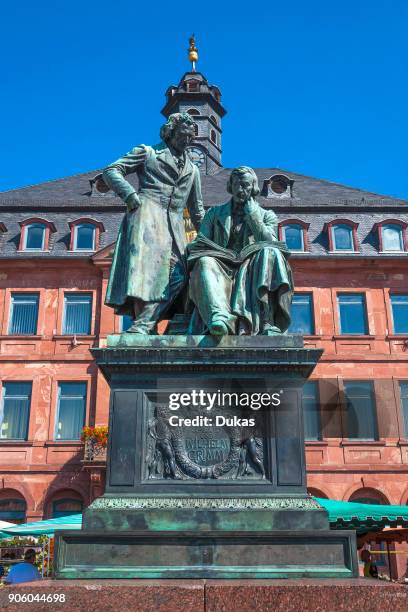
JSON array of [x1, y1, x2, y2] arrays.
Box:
[[400, 382, 408, 438], [344, 381, 377, 440], [288, 294, 314, 334], [302, 382, 321, 441], [391, 294, 408, 334], [338, 293, 368, 334], [9, 293, 39, 335], [56, 382, 86, 440], [0, 382, 32, 440], [63, 293, 92, 335]]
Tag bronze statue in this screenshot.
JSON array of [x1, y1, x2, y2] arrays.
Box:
[[101, 112, 204, 333], [187, 166, 293, 335]]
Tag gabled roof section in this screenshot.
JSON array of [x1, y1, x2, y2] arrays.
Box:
[[0, 166, 407, 209]]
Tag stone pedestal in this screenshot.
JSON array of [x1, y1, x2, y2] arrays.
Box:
[[4, 580, 408, 612], [54, 335, 357, 579]]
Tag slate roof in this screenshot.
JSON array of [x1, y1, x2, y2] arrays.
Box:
[[1, 165, 407, 208], [1, 165, 408, 258]]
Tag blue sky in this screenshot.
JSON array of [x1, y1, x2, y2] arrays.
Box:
[[1, 0, 407, 198]]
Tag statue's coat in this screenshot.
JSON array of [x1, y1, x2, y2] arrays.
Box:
[[188, 200, 294, 334], [103, 143, 204, 313]]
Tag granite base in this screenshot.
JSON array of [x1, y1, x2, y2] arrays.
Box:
[[2, 580, 408, 612]]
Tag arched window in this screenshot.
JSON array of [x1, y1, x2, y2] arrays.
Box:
[[374, 219, 407, 252], [382, 224, 404, 251], [210, 115, 217, 125], [194, 123, 198, 136], [75, 224, 96, 251], [186, 108, 200, 116], [210, 129, 217, 144], [325, 220, 358, 252], [69, 219, 104, 252], [279, 220, 309, 251], [283, 224, 304, 251], [25, 224, 46, 250], [18, 218, 56, 251], [349, 488, 388, 505], [48, 490, 84, 518], [333, 224, 353, 250], [52, 498, 83, 518], [0, 492, 27, 524]]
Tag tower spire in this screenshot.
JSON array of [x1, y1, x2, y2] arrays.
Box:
[[188, 34, 198, 72]]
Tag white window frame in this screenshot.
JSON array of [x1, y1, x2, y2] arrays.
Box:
[[74, 224, 96, 251], [24, 223, 46, 251], [283, 224, 305, 251], [381, 224, 404, 252], [331, 224, 354, 252]]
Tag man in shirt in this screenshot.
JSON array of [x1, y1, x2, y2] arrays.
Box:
[[3, 549, 41, 585]]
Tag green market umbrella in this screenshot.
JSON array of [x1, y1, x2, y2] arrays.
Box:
[[1, 514, 82, 537], [316, 497, 408, 533]]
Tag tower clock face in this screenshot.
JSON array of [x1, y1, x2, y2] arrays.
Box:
[[187, 147, 205, 168]]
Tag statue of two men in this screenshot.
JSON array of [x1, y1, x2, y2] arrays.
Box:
[[100, 113, 293, 336]]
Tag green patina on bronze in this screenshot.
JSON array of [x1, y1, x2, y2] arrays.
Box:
[[187, 166, 293, 336], [103, 143, 293, 337], [101, 112, 204, 333]]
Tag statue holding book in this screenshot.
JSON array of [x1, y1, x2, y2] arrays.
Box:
[[187, 166, 293, 336]]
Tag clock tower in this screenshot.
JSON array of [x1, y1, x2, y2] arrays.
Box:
[[160, 36, 227, 175]]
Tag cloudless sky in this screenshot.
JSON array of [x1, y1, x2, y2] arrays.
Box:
[[1, 1, 407, 198]]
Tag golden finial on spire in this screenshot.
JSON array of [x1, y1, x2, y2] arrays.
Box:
[[188, 34, 198, 72]]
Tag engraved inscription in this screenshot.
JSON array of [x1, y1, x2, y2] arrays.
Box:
[[185, 435, 230, 466]]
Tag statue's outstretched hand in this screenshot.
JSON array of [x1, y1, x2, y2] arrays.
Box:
[[125, 192, 141, 212]]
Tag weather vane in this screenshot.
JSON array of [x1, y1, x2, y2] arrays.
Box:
[[188, 34, 198, 72]]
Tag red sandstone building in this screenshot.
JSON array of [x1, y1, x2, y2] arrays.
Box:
[[1, 69, 408, 560]]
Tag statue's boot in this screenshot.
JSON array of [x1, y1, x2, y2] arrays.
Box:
[[208, 318, 229, 336], [262, 324, 283, 336]]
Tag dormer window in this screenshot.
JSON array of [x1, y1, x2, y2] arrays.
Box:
[[18, 218, 56, 252], [25, 224, 46, 250], [69, 219, 104, 252], [325, 220, 358, 252], [383, 224, 403, 251], [75, 224, 95, 250], [333, 224, 353, 250], [279, 220, 309, 252], [262, 174, 294, 199], [374, 220, 407, 252]]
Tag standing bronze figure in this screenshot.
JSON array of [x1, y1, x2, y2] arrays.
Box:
[[101, 112, 204, 333]]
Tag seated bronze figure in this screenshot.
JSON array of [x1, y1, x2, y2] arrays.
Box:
[[187, 166, 293, 336]]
